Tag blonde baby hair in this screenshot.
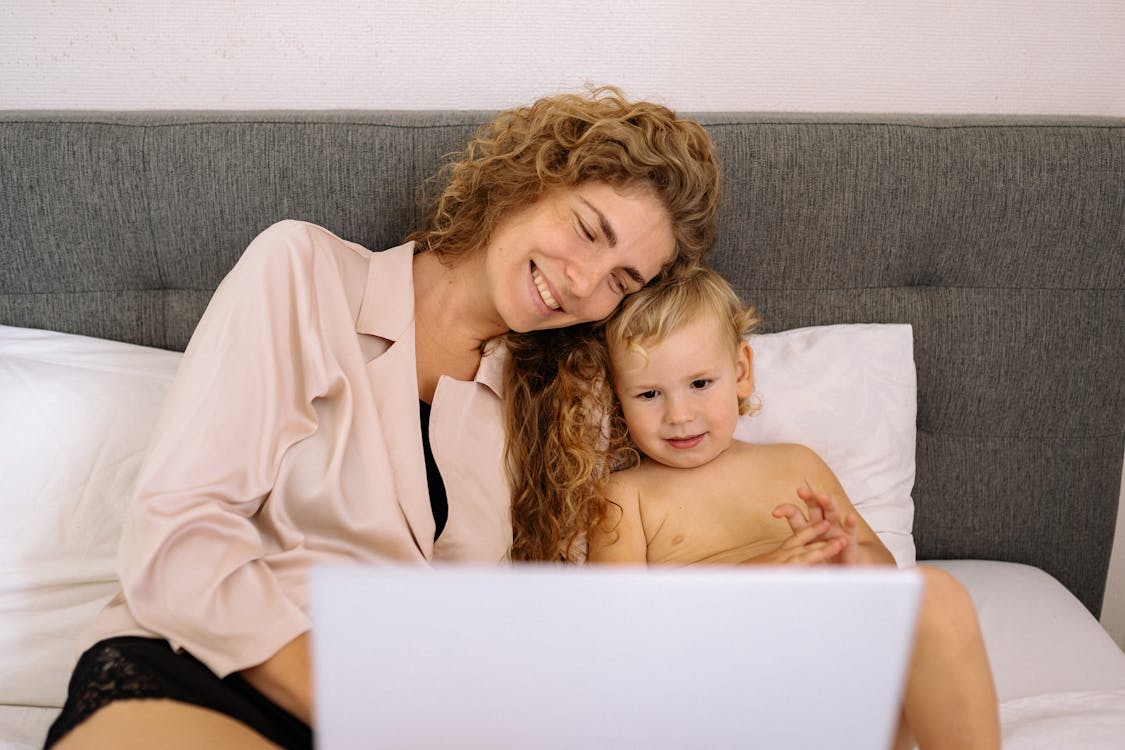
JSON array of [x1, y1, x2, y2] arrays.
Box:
[[604, 264, 760, 416]]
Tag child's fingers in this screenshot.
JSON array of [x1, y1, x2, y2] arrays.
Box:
[[798, 488, 853, 533], [772, 503, 810, 531], [779, 520, 830, 549], [742, 535, 846, 566], [796, 486, 831, 524], [819, 492, 841, 517], [788, 537, 847, 564]]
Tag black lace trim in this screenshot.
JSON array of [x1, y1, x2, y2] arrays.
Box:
[[44, 640, 165, 748], [44, 637, 312, 750]]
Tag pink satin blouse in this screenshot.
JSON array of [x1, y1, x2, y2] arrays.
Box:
[[84, 220, 512, 677]]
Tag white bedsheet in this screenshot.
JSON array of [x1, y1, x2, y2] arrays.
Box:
[[8, 694, 1125, 750], [0, 705, 57, 750], [1001, 689, 1125, 749], [925, 560, 1125, 702], [5, 561, 1124, 749]]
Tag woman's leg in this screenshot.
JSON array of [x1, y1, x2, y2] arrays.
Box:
[[45, 638, 311, 750], [53, 699, 281, 750], [893, 566, 1000, 750]]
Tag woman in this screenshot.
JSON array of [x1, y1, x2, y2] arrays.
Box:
[[46, 88, 721, 750]]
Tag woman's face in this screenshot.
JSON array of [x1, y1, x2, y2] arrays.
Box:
[[484, 182, 676, 332]]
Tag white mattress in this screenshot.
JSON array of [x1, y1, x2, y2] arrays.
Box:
[[926, 560, 1125, 749], [4, 561, 1124, 749], [926, 560, 1125, 701], [0, 706, 58, 750]]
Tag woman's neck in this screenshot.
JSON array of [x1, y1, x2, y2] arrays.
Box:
[[412, 251, 502, 400]]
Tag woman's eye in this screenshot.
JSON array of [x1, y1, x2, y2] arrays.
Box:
[[577, 218, 595, 241]]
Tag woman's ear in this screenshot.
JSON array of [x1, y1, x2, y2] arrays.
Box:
[[735, 338, 754, 399]]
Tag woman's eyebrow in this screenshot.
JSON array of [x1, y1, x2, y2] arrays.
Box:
[[578, 196, 618, 247], [578, 195, 645, 285]]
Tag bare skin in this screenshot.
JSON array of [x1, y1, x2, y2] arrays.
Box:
[[893, 566, 1000, 750], [589, 443, 999, 750], [591, 441, 890, 567], [240, 633, 313, 725], [52, 633, 310, 749], [52, 700, 282, 750]]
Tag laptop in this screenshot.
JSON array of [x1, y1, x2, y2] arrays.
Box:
[[311, 564, 921, 750]]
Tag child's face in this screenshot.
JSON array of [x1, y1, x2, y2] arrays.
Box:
[[610, 312, 754, 469]]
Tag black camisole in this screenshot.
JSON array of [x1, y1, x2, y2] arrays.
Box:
[[418, 400, 448, 540]]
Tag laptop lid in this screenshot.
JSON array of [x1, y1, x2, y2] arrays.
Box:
[[311, 565, 921, 750]]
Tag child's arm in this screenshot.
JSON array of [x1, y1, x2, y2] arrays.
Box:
[[771, 446, 895, 566], [589, 471, 851, 567], [587, 476, 649, 564]]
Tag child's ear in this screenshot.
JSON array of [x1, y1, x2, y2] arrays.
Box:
[[736, 338, 754, 399]]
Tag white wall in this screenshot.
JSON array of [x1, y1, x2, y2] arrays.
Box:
[[2, 1, 1123, 114], [2, 0, 1124, 646]]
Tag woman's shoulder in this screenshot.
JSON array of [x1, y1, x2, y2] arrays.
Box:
[[244, 220, 380, 265], [234, 221, 418, 295]]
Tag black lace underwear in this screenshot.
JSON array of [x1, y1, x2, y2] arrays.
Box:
[[43, 637, 311, 750]]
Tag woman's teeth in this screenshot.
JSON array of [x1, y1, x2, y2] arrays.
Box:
[[532, 267, 560, 310]]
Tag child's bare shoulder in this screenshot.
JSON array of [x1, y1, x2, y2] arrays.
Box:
[[603, 465, 643, 496], [604, 459, 687, 506], [732, 440, 829, 473]]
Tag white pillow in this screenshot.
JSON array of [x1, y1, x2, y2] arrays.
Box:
[[734, 324, 917, 567], [0, 325, 182, 708]]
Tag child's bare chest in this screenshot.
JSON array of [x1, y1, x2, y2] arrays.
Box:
[[637, 452, 799, 565]]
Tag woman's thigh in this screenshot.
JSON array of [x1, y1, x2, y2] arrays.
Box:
[[53, 699, 282, 750]]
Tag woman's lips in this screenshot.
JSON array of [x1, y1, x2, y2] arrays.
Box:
[[530, 263, 561, 311], [665, 434, 705, 450]]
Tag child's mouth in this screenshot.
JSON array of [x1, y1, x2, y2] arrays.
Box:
[[666, 434, 705, 450]]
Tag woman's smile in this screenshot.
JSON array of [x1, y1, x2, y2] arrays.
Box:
[[486, 182, 675, 332], [530, 262, 562, 312]]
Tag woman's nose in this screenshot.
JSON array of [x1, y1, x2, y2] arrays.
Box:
[[564, 250, 608, 300]]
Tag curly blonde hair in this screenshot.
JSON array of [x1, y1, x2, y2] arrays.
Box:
[[503, 324, 625, 562], [605, 264, 761, 419], [482, 87, 721, 562], [407, 85, 720, 277]]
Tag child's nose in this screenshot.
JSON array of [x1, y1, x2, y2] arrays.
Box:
[[664, 396, 693, 425]]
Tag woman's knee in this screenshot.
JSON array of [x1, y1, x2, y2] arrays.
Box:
[[916, 565, 984, 636]]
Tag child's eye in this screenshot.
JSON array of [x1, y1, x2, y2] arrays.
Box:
[[690, 379, 712, 390], [637, 390, 659, 401]]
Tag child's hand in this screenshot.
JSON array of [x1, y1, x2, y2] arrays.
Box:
[[738, 519, 848, 566], [773, 487, 860, 565]]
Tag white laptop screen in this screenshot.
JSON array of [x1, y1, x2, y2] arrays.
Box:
[[311, 565, 920, 750]]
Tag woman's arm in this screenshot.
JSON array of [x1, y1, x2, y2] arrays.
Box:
[[240, 632, 314, 726], [119, 222, 333, 678]]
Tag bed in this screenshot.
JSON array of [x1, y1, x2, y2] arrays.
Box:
[[1, 110, 1123, 748]]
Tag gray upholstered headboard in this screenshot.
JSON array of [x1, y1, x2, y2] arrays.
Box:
[[1, 111, 1122, 615]]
